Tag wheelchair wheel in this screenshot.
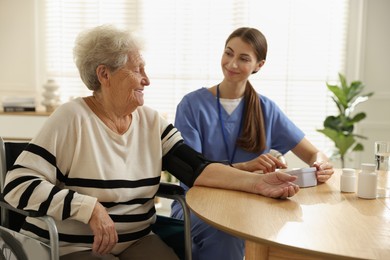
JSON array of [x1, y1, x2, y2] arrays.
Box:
[[0, 229, 28, 260]]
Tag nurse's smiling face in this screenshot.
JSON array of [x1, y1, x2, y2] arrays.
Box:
[[221, 37, 264, 84]]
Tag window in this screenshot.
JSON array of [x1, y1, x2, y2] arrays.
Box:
[[43, 0, 349, 154]]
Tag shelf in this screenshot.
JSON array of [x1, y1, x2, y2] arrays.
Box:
[[0, 111, 51, 116], [0, 112, 51, 140]]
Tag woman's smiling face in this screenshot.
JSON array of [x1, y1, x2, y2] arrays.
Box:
[[109, 51, 150, 111], [221, 37, 262, 83]]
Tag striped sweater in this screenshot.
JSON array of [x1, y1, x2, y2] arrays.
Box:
[[3, 97, 183, 256]]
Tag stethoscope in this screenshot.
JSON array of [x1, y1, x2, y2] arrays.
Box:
[[216, 84, 245, 164]]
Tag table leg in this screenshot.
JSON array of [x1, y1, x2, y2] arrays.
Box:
[[245, 240, 269, 260]]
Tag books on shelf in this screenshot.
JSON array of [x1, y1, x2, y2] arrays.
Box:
[[3, 106, 36, 112], [2, 96, 36, 112]]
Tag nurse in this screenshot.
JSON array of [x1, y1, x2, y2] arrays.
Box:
[[171, 27, 334, 259]]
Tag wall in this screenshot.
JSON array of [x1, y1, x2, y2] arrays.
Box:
[[355, 0, 390, 168], [1, 0, 389, 168]]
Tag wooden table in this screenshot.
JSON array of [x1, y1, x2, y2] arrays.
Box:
[[186, 170, 390, 260]]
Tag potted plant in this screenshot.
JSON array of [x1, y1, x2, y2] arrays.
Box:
[[317, 73, 374, 168]]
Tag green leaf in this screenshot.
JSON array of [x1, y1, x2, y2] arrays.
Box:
[[352, 143, 364, 151], [323, 116, 341, 130], [347, 81, 364, 102], [338, 73, 348, 92], [350, 112, 366, 124], [331, 96, 345, 114], [316, 128, 356, 156], [327, 84, 347, 108]]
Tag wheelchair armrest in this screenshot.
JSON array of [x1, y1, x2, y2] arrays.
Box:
[[157, 182, 185, 197], [0, 194, 59, 259]]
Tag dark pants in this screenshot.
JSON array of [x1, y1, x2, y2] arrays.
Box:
[[60, 234, 179, 260]]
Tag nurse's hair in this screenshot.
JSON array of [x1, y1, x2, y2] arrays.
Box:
[[225, 27, 267, 153], [73, 24, 142, 91]]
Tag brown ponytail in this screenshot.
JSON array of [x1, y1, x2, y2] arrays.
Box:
[[236, 81, 266, 152], [227, 27, 268, 153]]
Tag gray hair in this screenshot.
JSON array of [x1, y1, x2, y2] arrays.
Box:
[[73, 25, 142, 91]]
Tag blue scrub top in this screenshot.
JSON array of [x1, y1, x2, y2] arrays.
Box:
[[174, 87, 305, 164]]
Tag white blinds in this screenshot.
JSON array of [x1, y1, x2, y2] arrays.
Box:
[[44, 0, 140, 100], [44, 0, 349, 153]]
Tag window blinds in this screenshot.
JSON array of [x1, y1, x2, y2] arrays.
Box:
[[44, 0, 348, 153]]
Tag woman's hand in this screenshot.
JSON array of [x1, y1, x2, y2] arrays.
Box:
[[290, 138, 334, 183], [254, 172, 299, 199], [89, 202, 118, 256], [234, 153, 287, 173], [313, 161, 334, 183]]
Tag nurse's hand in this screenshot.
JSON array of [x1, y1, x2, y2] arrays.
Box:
[[233, 153, 287, 173], [313, 161, 334, 183]]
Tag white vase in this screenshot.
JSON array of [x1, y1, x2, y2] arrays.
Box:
[[42, 79, 61, 112]]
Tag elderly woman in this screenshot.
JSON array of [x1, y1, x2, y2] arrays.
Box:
[[3, 25, 299, 260]]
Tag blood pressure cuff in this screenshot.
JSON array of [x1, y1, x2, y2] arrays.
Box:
[[162, 141, 212, 188]]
